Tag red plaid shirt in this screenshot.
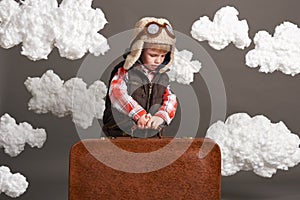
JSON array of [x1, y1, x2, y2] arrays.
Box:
[[109, 66, 177, 124]]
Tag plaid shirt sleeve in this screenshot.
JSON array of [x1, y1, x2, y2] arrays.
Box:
[[154, 85, 178, 125], [109, 67, 147, 122]]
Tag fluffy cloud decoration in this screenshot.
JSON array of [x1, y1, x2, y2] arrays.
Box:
[[168, 49, 202, 85], [246, 21, 300, 76], [0, 166, 28, 198], [0, 0, 109, 60], [24, 70, 107, 129], [0, 113, 46, 157], [191, 6, 251, 50], [206, 113, 300, 178]]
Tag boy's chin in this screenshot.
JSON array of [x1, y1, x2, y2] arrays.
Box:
[[147, 65, 159, 71]]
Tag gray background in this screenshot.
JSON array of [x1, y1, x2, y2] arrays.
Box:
[[1, 0, 300, 199]]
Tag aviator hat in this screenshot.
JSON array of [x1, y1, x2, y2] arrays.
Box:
[[123, 17, 176, 73]]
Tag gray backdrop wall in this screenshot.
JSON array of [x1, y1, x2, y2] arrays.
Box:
[[1, 0, 300, 199]]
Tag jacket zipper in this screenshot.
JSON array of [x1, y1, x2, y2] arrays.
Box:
[[146, 82, 153, 112]]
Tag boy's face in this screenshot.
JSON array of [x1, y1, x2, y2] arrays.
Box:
[[141, 48, 168, 71]]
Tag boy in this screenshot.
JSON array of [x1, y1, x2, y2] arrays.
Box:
[[103, 17, 177, 138]]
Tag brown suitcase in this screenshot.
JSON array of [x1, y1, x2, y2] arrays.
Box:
[[69, 138, 221, 200]]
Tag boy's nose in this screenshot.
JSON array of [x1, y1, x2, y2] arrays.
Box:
[[155, 57, 162, 64]]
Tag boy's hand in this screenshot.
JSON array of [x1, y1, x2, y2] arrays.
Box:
[[137, 113, 151, 129], [146, 116, 164, 130]]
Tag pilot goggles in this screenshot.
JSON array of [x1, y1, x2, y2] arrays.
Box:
[[143, 21, 176, 39]]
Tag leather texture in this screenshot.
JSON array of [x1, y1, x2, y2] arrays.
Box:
[[69, 138, 221, 200]]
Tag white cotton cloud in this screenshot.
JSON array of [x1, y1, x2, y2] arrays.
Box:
[[206, 113, 300, 178], [168, 49, 202, 85], [24, 70, 107, 129], [191, 6, 251, 50], [0, 166, 28, 198], [246, 21, 300, 76], [0, 0, 109, 60], [0, 113, 46, 157]]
